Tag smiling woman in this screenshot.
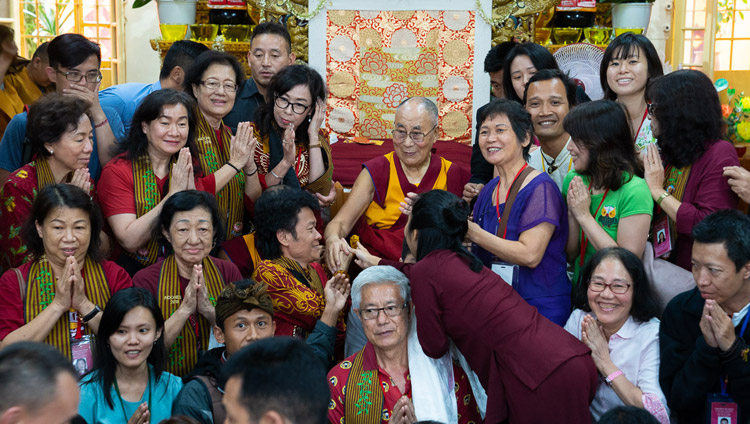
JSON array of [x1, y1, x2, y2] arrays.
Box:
[[133, 190, 242, 377], [0, 184, 132, 358], [0, 94, 95, 271], [78, 288, 183, 424]]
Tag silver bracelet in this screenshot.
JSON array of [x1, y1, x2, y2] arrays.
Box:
[[270, 169, 282, 179]]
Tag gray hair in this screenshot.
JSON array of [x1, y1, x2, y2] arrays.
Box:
[[351, 266, 411, 309], [396, 97, 439, 127]]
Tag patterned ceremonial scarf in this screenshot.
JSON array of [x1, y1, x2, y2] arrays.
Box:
[[344, 348, 385, 424], [157, 255, 225, 376], [34, 156, 56, 189], [269, 256, 324, 294], [195, 110, 245, 240], [129, 154, 171, 266], [663, 164, 692, 236], [24, 255, 110, 359]]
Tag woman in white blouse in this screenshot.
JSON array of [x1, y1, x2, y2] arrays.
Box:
[[565, 247, 669, 423]]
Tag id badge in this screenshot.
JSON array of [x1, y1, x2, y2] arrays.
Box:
[[652, 214, 672, 258], [71, 334, 94, 376], [491, 261, 519, 287], [706, 393, 738, 424]]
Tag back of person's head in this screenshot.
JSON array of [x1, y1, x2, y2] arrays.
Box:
[[476, 98, 533, 161], [23, 184, 104, 261], [221, 337, 329, 424], [32, 41, 50, 60], [122, 89, 198, 160], [91, 287, 167, 408], [596, 405, 660, 424], [183, 50, 245, 99], [484, 41, 518, 73], [27, 92, 89, 158], [254, 187, 319, 259], [563, 99, 641, 190], [523, 68, 578, 107], [154, 190, 225, 249], [646, 69, 724, 169], [0, 342, 77, 416], [159, 40, 209, 80], [574, 247, 660, 322], [692, 209, 750, 271], [502, 42, 559, 104], [250, 22, 292, 54], [601, 32, 663, 101], [408, 190, 482, 272], [256, 64, 327, 141], [215, 279, 275, 331], [47, 33, 100, 69], [351, 266, 411, 309]]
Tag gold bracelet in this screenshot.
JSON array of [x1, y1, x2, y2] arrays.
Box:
[[656, 191, 671, 205], [309, 144, 322, 149]]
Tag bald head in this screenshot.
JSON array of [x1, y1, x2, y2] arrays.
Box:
[[396, 97, 438, 128]]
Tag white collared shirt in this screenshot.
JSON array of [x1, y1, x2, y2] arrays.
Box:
[[731, 301, 750, 327], [527, 137, 573, 191], [564, 309, 669, 421]]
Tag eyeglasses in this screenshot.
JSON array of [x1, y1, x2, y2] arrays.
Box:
[[392, 124, 437, 143], [588, 280, 631, 294], [200, 79, 239, 93], [359, 303, 407, 320], [57, 69, 103, 83], [275, 96, 310, 115], [646, 102, 656, 116]]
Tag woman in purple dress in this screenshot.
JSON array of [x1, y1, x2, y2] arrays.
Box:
[[469, 99, 570, 325]]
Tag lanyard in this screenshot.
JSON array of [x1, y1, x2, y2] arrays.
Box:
[[635, 107, 649, 140], [115, 367, 152, 423], [540, 152, 573, 174], [579, 188, 610, 269], [720, 311, 750, 396], [495, 163, 528, 238]]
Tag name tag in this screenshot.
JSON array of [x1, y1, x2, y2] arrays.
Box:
[[491, 261, 518, 287]]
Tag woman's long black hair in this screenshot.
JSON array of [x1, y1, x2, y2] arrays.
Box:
[[408, 190, 483, 272]]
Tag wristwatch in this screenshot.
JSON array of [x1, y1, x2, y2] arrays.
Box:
[[82, 305, 102, 324]]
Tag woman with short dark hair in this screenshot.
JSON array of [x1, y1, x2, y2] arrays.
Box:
[[183, 51, 259, 242], [563, 100, 653, 284], [468, 99, 571, 325], [0, 94, 94, 270], [0, 184, 132, 357], [565, 248, 667, 422], [79, 287, 183, 424], [643, 70, 739, 271], [133, 190, 241, 377]]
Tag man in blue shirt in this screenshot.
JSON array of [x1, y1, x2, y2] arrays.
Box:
[[223, 22, 295, 132], [99, 40, 208, 134], [0, 33, 123, 182]]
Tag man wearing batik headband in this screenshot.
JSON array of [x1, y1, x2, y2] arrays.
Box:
[[172, 278, 348, 424]]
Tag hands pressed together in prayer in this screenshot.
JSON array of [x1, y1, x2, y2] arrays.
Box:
[[567, 176, 592, 220], [178, 264, 216, 325], [320, 273, 351, 327], [643, 144, 665, 195], [168, 148, 196, 195], [700, 299, 737, 352], [69, 167, 92, 193], [229, 121, 258, 174], [391, 396, 417, 424], [580, 315, 616, 374]]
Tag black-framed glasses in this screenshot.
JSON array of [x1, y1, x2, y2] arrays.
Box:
[[57, 69, 103, 83], [588, 280, 631, 294], [646, 102, 656, 116], [200, 79, 239, 93], [359, 303, 407, 320], [275, 96, 309, 115], [392, 124, 437, 143]]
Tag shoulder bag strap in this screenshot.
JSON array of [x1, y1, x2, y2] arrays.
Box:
[[496, 167, 535, 239]]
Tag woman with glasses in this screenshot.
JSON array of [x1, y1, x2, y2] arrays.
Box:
[[468, 99, 571, 326], [0, 94, 95, 270], [97, 89, 258, 275], [564, 247, 668, 423], [252, 64, 334, 203], [183, 51, 259, 242], [643, 70, 738, 271]]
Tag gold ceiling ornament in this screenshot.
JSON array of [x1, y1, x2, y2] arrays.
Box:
[[249, 0, 326, 21], [477, 0, 558, 43]]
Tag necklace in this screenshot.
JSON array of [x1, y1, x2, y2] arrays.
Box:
[[114, 367, 152, 423], [542, 152, 559, 175]]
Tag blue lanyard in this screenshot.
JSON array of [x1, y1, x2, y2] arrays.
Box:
[[720, 311, 750, 396]]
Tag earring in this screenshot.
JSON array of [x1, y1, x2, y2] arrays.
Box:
[[307, 115, 312, 123], [48, 149, 54, 155], [153, 341, 157, 345]]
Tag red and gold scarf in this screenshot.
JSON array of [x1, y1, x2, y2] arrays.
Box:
[[129, 154, 172, 267]]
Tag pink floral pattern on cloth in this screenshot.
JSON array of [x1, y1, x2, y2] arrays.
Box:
[[325, 10, 475, 143], [642, 393, 670, 424]]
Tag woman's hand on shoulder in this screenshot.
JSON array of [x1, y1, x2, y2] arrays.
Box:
[[724, 165, 750, 204]]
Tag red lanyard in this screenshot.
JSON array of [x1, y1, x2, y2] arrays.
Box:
[[495, 163, 528, 239], [579, 188, 610, 268], [635, 107, 649, 140]]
